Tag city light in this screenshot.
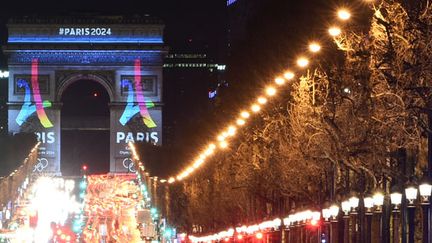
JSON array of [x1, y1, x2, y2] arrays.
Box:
[[227, 125, 237, 136], [257, 97, 268, 104], [236, 118, 246, 126], [337, 9, 351, 20], [296, 57, 309, 68], [0, 70, 9, 78], [27, 177, 81, 242], [274, 77, 285, 85], [127, 4, 359, 187], [219, 140, 229, 149], [265, 86, 277, 96], [241, 111, 250, 118], [329, 26, 342, 37], [308, 42, 321, 53], [283, 71, 295, 80], [251, 104, 261, 113]]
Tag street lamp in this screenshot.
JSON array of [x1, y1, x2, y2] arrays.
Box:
[[405, 182, 418, 243], [419, 174, 432, 243], [329, 204, 340, 221], [390, 191, 403, 211], [364, 196, 374, 215], [322, 207, 331, 243], [341, 200, 351, 216], [419, 176, 432, 204], [322, 208, 331, 222], [329, 204, 339, 243], [405, 184, 418, 206], [341, 200, 351, 243], [349, 195, 359, 214], [373, 191, 385, 213], [390, 185, 403, 243], [370, 191, 385, 243], [348, 195, 359, 243], [364, 194, 375, 243]]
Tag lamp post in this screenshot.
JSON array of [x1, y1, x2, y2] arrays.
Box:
[[342, 200, 351, 243], [322, 208, 331, 243], [329, 204, 340, 243], [419, 175, 432, 243], [373, 191, 385, 242], [390, 187, 402, 243], [349, 195, 360, 243], [405, 183, 418, 243], [364, 196, 374, 243]]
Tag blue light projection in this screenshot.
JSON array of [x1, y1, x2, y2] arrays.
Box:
[[8, 37, 163, 44]]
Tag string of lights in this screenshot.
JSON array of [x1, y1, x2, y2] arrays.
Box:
[[130, 3, 373, 241], [185, 184, 431, 242], [185, 210, 318, 242], [132, 6, 355, 184], [0, 142, 40, 181], [174, 2, 389, 241], [129, 142, 176, 241]]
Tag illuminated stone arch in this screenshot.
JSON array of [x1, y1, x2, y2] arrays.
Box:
[[4, 16, 166, 175], [56, 73, 115, 102]]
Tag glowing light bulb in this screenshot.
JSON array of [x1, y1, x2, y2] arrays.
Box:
[[338, 9, 351, 20], [266, 86, 277, 96], [204, 149, 213, 156], [241, 111, 250, 119], [193, 161, 201, 169], [209, 143, 217, 150], [308, 42, 321, 53], [274, 77, 285, 85], [284, 71, 295, 80], [257, 97, 267, 104], [297, 57, 309, 68], [227, 126, 236, 136], [168, 177, 175, 183], [217, 135, 226, 142], [251, 104, 261, 113], [256, 232, 263, 239], [329, 27, 342, 37], [219, 141, 228, 149], [236, 119, 246, 126]]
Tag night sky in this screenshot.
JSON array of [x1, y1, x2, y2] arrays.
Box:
[[0, 0, 365, 176]]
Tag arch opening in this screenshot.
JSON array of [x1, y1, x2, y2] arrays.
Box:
[[60, 79, 110, 176]]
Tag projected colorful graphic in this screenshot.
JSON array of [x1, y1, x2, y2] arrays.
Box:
[[119, 59, 157, 128], [16, 59, 53, 128]]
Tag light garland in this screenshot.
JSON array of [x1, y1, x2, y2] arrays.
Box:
[[126, 6, 354, 185], [128, 3, 393, 242], [129, 142, 176, 241], [125, 2, 429, 242], [0, 142, 40, 180], [128, 5, 356, 239]]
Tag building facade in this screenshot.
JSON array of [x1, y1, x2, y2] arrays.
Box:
[[3, 16, 166, 174]]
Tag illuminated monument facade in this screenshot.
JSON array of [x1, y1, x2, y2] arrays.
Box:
[[3, 16, 166, 174]]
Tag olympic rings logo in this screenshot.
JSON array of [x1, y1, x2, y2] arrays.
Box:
[[33, 158, 49, 172], [122, 158, 136, 173]]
